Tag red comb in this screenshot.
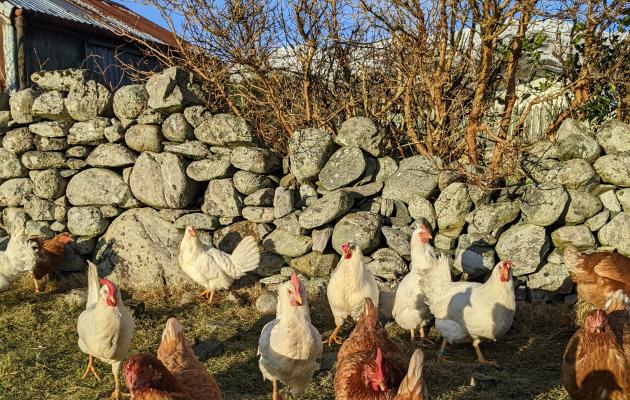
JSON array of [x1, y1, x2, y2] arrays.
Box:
[[376, 347, 382, 365], [290, 272, 301, 292], [99, 278, 117, 303]]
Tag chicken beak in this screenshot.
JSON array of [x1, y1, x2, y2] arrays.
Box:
[[292, 293, 303, 306], [377, 380, 386, 392]]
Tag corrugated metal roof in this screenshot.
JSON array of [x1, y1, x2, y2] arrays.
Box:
[[5, 0, 177, 46]]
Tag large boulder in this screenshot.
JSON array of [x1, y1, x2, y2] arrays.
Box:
[[554, 159, 600, 191], [331, 211, 382, 255], [288, 128, 335, 181], [113, 84, 148, 122], [186, 155, 232, 181], [0, 149, 27, 179], [594, 153, 630, 187], [496, 223, 550, 275], [3, 128, 34, 154], [263, 229, 312, 257], [86, 143, 137, 167], [0, 178, 32, 207], [21, 151, 66, 170], [66, 168, 134, 207], [556, 118, 600, 162], [145, 67, 201, 113], [230, 147, 280, 174], [67, 206, 109, 237], [194, 114, 253, 146], [596, 120, 630, 154], [598, 212, 630, 256], [454, 233, 496, 277], [520, 183, 568, 226], [466, 200, 520, 235], [367, 248, 407, 281], [31, 68, 92, 91], [565, 189, 603, 225], [125, 124, 164, 153], [551, 225, 596, 250], [201, 178, 243, 217], [434, 182, 473, 237], [68, 118, 109, 145], [33, 170, 66, 200], [9, 88, 39, 124], [129, 152, 197, 209], [335, 117, 383, 157], [318, 147, 366, 191], [290, 251, 339, 277], [65, 80, 112, 121], [232, 170, 272, 195], [162, 113, 194, 142], [32, 91, 71, 121], [298, 190, 354, 229], [94, 208, 190, 292], [382, 155, 441, 203]]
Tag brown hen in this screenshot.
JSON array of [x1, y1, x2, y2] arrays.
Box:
[[30, 232, 73, 293], [157, 318, 223, 400], [124, 353, 190, 400], [562, 290, 630, 400], [564, 246, 630, 308]]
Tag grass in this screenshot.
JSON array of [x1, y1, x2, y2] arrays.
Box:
[[0, 274, 589, 400]]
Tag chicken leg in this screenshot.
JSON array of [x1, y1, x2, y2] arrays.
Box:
[[417, 326, 434, 345], [326, 324, 343, 346], [32, 275, 40, 294], [272, 379, 283, 400], [111, 362, 123, 399], [410, 329, 415, 342], [437, 338, 454, 363], [81, 354, 101, 380], [472, 339, 498, 366], [197, 289, 214, 302]]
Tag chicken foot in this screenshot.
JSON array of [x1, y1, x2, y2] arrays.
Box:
[[110, 361, 129, 399], [472, 340, 498, 366], [197, 289, 214, 303], [32, 274, 40, 294], [436, 338, 454, 363], [272, 379, 283, 400], [326, 324, 344, 346], [81, 354, 101, 381]]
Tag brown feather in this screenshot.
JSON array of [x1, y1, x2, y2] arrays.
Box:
[[31, 233, 73, 280], [124, 354, 190, 400]]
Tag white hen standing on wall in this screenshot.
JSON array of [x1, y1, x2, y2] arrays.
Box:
[[258, 272, 322, 400], [326, 240, 379, 346], [179, 225, 260, 302], [392, 224, 435, 342], [77, 261, 135, 400]]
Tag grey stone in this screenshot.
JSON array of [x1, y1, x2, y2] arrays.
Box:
[[183, 105, 210, 128], [434, 234, 457, 250], [343, 181, 383, 199], [318, 147, 366, 190], [68, 118, 109, 145], [335, 117, 383, 157], [255, 292, 277, 314], [21, 151, 65, 170], [304, 277, 328, 298], [599, 190, 622, 213], [466, 200, 521, 235], [211, 220, 262, 253], [527, 140, 559, 159], [598, 212, 630, 256], [100, 205, 122, 218], [130, 152, 197, 209], [67, 206, 109, 237], [528, 263, 573, 294], [565, 189, 603, 225], [34, 136, 67, 151], [32, 91, 71, 121], [263, 229, 312, 257], [407, 197, 437, 229], [585, 209, 610, 231], [288, 128, 335, 181], [231, 146, 280, 174], [174, 213, 220, 230], [201, 178, 243, 217], [454, 233, 496, 277], [556, 118, 600, 162], [0, 179, 32, 207], [596, 120, 630, 154], [551, 225, 596, 250], [24, 196, 56, 221], [104, 119, 124, 143], [0, 110, 9, 126], [113, 84, 148, 122], [434, 182, 473, 237], [86, 143, 137, 167], [33, 170, 66, 200], [376, 157, 398, 181], [311, 227, 333, 252], [273, 187, 294, 219], [65, 80, 112, 121], [66, 146, 91, 158], [274, 212, 303, 235], [367, 248, 407, 280], [520, 183, 568, 226], [242, 207, 275, 223], [145, 67, 200, 113], [298, 190, 354, 229], [3, 128, 34, 153], [66, 168, 133, 207], [256, 252, 285, 277], [25, 221, 54, 239], [125, 124, 163, 153], [186, 155, 232, 181], [496, 223, 550, 275], [2, 207, 29, 232], [162, 113, 194, 142], [298, 182, 318, 207], [137, 108, 165, 125], [617, 189, 630, 212], [65, 158, 87, 170], [555, 159, 601, 191], [594, 153, 630, 187], [31, 69, 92, 91], [232, 170, 272, 195], [194, 114, 253, 146], [331, 211, 381, 255], [163, 141, 209, 160], [244, 188, 275, 206], [0, 149, 27, 179], [382, 155, 441, 203], [381, 227, 411, 258], [9, 88, 39, 124], [290, 251, 339, 277], [94, 208, 190, 291]]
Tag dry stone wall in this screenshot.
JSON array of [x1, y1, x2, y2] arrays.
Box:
[[1, 67, 630, 302]]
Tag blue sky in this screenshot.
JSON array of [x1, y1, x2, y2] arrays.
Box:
[[117, 0, 181, 31]]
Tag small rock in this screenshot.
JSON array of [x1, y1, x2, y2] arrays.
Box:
[[434, 182, 473, 237], [274, 212, 303, 235], [194, 113, 253, 146], [21, 151, 66, 170], [255, 292, 277, 314], [113, 84, 148, 122], [62, 288, 88, 308], [184, 105, 210, 128], [466, 200, 520, 235], [331, 211, 382, 255], [551, 225, 596, 250], [290, 251, 339, 277], [242, 206, 275, 223], [146, 67, 200, 113], [556, 118, 600, 162], [263, 229, 312, 257], [86, 143, 137, 167], [335, 117, 383, 157], [381, 227, 411, 258], [288, 128, 335, 181], [231, 147, 280, 174], [33, 170, 66, 200], [201, 179, 244, 217], [375, 157, 398, 181], [162, 113, 194, 142], [10, 88, 39, 123], [125, 124, 163, 153], [318, 147, 366, 190], [0, 178, 33, 207], [65, 80, 112, 122], [174, 213, 220, 230], [598, 212, 630, 256], [232, 170, 272, 195], [496, 223, 550, 275], [163, 141, 209, 160], [0, 148, 28, 179], [68, 118, 109, 145], [382, 155, 441, 203], [585, 209, 610, 231], [273, 187, 295, 219], [596, 120, 630, 154], [67, 206, 109, 237], [298, 190, 354, 229], [3, 128, 34, 154], [367, 248, 407, 280], [520, 183, 568, 226], [244, 188, 275, 207], [186, 155, 232, 181], [594, 153, 630, 187], [311, 227, 333, 252], [528, 263, 573, 294], [565, 190, 603, 225]]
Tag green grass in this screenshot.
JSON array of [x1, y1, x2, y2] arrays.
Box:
[[0, 275, 582, 400]]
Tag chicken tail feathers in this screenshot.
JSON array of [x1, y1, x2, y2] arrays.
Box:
[[226, 236, 260, 279], [396, 349, 428, 399], [605, 289, 630, 314], [563, 246, 583, 273], [4, 225, 38, 273], [160, 317, 186, 349], [86, 261, 100, 308]]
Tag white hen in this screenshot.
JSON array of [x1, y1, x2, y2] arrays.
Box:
[[392, 225, 435, 341], [179, 225, 260, 302], [326, 240, 379, 346], [258, 272, 322, 400], [77, 262, 135, 399], [424, 257, 515, 365], [0, 222, 38, 292]]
